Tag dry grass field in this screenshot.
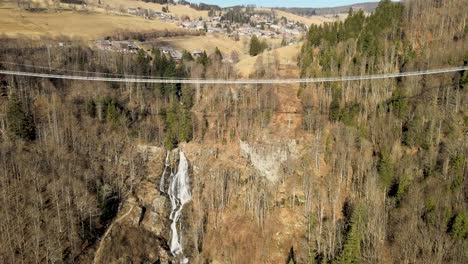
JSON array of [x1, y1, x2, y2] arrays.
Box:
[[256, 8, 340, 26], [144, 34, 248, 57], [142, 35, 285, 62], [95, 0, 209, 19], [29, 0, 209, 19], [0, 2, 177, 39], [272, 9, 338, 26], [235, 42, 302, 77]]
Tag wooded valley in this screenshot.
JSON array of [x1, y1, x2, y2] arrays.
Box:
[[0, 0, 466, 263]]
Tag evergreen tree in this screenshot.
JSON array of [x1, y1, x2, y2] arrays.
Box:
[[378, 150, 394, 189], [105, 100, 119, 126], [86, 100, 97, 118], [163, 101, 192, 150], [162, 57, 177, 97], [196, 51, 210, 67], [6, 97, 36, 141], [389, 87, 409, 119], [334, 206, 364, 264], [329, 86, 342, 122], [214, 47, 223, 61], [136, 49, 150, 75], [449, 212, 468, 239], [182, 50, 194, 61], [249, 35, 260, 56], [152, 49, 166, 77]]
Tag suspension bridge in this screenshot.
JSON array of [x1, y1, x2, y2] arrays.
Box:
[[0, 66, 466, 84]]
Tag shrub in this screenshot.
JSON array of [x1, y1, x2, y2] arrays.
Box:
[[448, 212, 468, 239]]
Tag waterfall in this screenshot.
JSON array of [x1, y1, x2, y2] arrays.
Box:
[[159, 152, 171, 193], [159, 150, 191, 263]]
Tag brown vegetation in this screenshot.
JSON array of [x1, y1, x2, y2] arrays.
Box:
[[0, 0, 467, 263]]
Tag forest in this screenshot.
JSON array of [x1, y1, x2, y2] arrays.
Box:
[[0, 0, 466, 263], [298, 0, 467, 263]]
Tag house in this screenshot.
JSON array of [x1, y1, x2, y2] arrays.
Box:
[[127, 8, 138, 15], [270, 24, 280, 31], [159, 46, 174, 54], [192, 50, 203, 57], [96, 40, 113, 50], [118, 42, 128, 49], [181, 21, 193, 28], [127, 42, 138, 51], [111, 41, 138, 53], [153, 12, 163, 18], [170, 50, 183, 61], [127, 7, 153, 18]]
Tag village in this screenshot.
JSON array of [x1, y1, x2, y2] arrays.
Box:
[[176, 13, 305, 40], [92, 4, 307, 62], [126, 5, 307, 39]]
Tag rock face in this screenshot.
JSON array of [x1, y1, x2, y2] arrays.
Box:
[[94, 145, 174, 263], [95, 146, 196, 264], [240, 139, 298, 182], [93, 183, 172, 264]]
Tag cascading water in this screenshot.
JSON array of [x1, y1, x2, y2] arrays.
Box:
[[159, 150, 191, 263]]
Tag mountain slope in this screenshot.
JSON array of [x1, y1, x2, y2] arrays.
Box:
[[0, 0, 466, 263]]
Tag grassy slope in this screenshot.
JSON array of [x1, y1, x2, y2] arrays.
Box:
[[30, 0, 209, 18], [256, 8, 339, 26], [89, 0, 209, 19], [142, 36, 284, 63], [0, 2, 177, 39], [273, 9, 337, 25], [235, 42, 302, 77], [145, 34, 248, 57]]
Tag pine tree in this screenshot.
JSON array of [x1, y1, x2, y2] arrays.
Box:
[[449, 212, 468, 239], [6, 97, 36, 141], [378, 150, 394, 189], [105, 100, 119, 126], [137, 49, 150, 75], [196, 51, 210, 67], [214, 47, 223, 61], [249, 35, 261, 56], [329, 92, 341, 122], [182, 50, 194, 61], [334, 206, 364, 264], [177, 106, 192, 143], [249, 35, 268, 56]]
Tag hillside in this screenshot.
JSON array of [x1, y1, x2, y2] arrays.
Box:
[[280, 1, 379, 16], [0, 2, 178, 39], [144, 35, 249, 59], [235, 42, 302, 77], [257, 8, 340, 26], [89, 0, 210, 19], [28, 0, 209, 19]]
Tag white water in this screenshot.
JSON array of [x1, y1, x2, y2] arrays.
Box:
[[160, 150, 192, 261]]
